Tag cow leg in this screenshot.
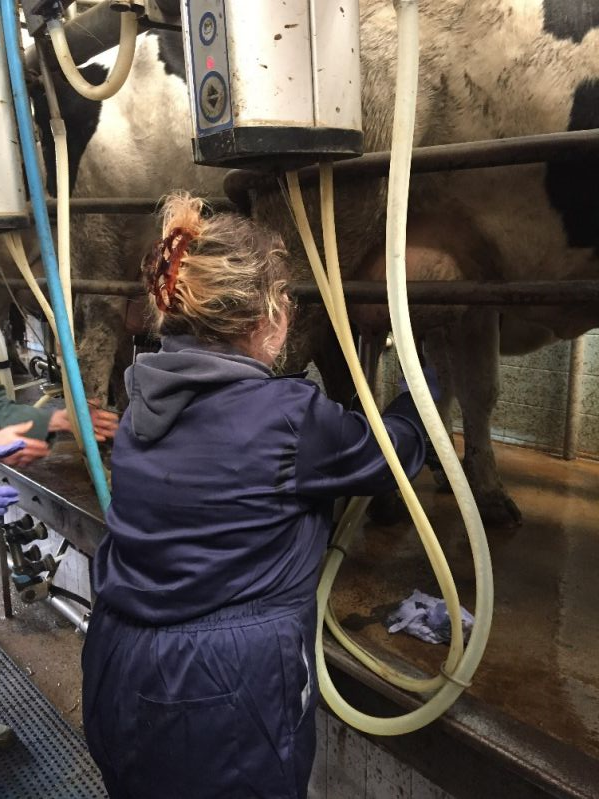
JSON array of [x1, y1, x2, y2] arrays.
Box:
[[75, 295, 127, 405], [423, 328, 455, 491], [447, 309, 522, 527], [109, 333, 135, 410], [290, 312, 356, 405]]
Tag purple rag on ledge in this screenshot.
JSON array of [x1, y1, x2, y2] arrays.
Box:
[[386, 589, 474, 645]]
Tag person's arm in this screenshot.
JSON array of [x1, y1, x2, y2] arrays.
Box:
[[0, 388, 119, 447], [0, 387, 52, 440], [294, 387, 426, 498], [48, 401, 119, 442]]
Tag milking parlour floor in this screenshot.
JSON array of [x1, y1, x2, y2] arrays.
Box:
[[1, 440, 598, 788], [330, 441, 599, 764]]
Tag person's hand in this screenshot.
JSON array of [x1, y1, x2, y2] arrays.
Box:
[[0, 422, 50, 467], [87, 400, 119, 442], [398, 365, 442, 403], [49, 401, 119, 442], [0, 485, 19, 516]]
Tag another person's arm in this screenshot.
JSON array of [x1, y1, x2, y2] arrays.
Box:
[[0, 387, 53, 441], [48, 401, 119, 442], [0, 387, 119, 467]]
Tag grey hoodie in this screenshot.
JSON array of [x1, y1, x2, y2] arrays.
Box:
[[125, 335, 274, 443]]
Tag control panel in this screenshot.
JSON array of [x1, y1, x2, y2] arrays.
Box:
[[182, 0, 233, 137]]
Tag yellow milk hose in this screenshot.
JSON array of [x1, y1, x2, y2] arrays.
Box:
[[284, 0, 493, 734]]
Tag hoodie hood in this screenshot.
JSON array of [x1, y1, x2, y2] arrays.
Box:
[[125, 335, 273, 443]]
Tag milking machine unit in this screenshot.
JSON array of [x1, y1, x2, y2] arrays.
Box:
[[181, 0, 363, 168]]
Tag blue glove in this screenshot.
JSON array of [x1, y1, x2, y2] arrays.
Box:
[[0, 485, 20, 516], [398, 365, 441, 403], [0, 441, 26, 460]]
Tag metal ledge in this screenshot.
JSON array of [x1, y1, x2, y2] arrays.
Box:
[[0, 459, 105, 558]]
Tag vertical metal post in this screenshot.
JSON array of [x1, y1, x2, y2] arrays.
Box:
[[563, 336, 586, 460], [0, 526, 13, 618]]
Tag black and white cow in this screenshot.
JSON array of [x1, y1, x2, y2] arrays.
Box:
[[14, 0, 599, 525], [251, 0, 599, 524]]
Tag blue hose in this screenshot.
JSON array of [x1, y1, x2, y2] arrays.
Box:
[[1, 0, 111, 513]]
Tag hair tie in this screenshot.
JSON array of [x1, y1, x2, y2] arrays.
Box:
[[142, 227, 192, 311]]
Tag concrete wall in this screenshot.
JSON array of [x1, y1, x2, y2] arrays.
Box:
[[376, 330, 599, 459], [308, 708, 455, 799], [492, 330, 599, 456]]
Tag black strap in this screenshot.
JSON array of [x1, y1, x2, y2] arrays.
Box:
[[50, 586, 92, 610]]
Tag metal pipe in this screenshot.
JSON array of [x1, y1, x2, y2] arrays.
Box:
[[0, 532, 13, 618], [563, 336, 586, 461], [46, 593, 89, 633], [4, 277, 599, 304], [42, 196, 235, 215], [1, 194, 234, 234], [223, 128, 599, 204]]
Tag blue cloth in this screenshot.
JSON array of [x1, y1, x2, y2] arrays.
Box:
[[92, 336, 427, 625], [386, 589, 474, 644], [0, 441, 25, 459]]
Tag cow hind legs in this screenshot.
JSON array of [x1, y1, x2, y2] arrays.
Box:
[[448, 310, 522, 528], [75, 296, 127, 407], [358, 331, 412, 527]]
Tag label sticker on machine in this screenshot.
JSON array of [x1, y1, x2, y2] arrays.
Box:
[[182, 0, 233, 134]]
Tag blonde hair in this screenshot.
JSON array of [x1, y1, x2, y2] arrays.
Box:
[[144, 192, 291, 353]]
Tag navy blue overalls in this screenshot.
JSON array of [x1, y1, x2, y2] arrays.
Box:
[[82, 336, 426, 799]]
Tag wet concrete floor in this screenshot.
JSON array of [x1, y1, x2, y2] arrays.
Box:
[[332, 441, 599, 761], [1, 440, 598, 762]]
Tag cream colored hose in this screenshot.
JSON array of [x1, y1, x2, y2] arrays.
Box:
[[47, 10, 137, 102], [285, 0, 493, 734]]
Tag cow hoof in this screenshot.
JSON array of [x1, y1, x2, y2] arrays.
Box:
[[367, 492, 409, 526], [477, 493, 522, 528]]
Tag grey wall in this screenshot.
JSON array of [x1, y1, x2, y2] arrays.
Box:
[[308, 708, 455, 799], [376, 330, 599, 459], [491, 330, 599, 456]]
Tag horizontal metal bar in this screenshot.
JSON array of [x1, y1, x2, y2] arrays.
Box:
[[223, 128, 599, 204], [41, 196, 235, 216], [46, 594, 89, 633], [4, 277, 599, 305]]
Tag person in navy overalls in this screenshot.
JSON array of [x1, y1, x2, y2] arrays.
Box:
[[82, 192, 428, 799]]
